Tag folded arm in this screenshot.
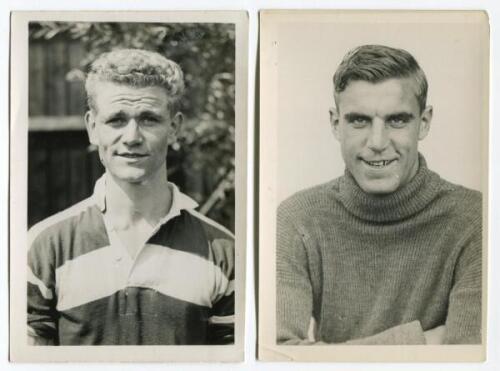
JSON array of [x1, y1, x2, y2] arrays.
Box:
[[276, 206, 317, 344], [442, 220, 482, 344]]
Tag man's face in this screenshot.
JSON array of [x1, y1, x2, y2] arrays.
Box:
[[85, 81, 182, 185], [330, 78, 432, 195]]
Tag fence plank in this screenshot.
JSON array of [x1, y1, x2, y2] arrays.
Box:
[[69, 145, 89, 204], [68, 42, 86, 115], [45, 40, 68, 115], [28, 139, 49, 227], [28, 43, 45, 116]]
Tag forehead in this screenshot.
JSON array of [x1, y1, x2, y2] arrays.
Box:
[[336, 78, 420, 114], [91, 81, 169, 114]]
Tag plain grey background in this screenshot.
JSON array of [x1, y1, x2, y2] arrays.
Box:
[[275, 15, 486, 204]]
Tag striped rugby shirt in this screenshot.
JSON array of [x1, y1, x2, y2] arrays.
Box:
[[28, 175, 234, 345]]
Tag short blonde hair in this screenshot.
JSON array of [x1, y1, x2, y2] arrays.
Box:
[[85, 48, 185, 113]]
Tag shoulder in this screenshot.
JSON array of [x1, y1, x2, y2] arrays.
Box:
[[437, 176, 482, 211], [278, 179, 340, 222], [434, 175, 482, 226], [183, 210, 235, 281], [28, 196, 100, 251], [185, 209, 234, 242]]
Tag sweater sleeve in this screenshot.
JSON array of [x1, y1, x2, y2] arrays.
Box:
[[443, 219, 482, 344], [27, 230, 59, 345], [276, 204, 315, 345]]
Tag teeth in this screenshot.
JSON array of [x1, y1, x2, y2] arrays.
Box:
[[366, 160, 392, 167]]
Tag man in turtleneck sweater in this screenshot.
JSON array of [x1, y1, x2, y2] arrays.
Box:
[[277, 45, 482, 345]]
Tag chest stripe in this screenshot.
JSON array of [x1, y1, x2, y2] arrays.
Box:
[[55, 243, 229, 311]]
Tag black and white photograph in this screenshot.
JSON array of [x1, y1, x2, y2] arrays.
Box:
[[259, 10, 488, 362], [10, 11, 247, 362]]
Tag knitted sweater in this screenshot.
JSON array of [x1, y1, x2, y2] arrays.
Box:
[[277, 157, 482, 345]]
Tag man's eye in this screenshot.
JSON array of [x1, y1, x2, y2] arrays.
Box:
[[106, 117, 126, 126], [141, 116, 161, 126], [349, 118, 369, 128], [387, 118, 409, 128]]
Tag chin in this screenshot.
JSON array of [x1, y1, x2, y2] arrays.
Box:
[[358, 179, 400, 195], [109, 169, 149, 185]]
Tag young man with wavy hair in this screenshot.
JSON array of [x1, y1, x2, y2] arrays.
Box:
[[277, 45, 482, 345]]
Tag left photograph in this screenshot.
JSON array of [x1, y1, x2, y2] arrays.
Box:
[[10, 11, 247, 362]]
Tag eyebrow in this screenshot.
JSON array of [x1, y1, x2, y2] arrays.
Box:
[[104, 111, 127, 121], [344, 113, 372, 122], [384, 112, 415, 121], [103, 110, 163, 120], [343, 112, 416, 122], [138, 111, 163, 120]]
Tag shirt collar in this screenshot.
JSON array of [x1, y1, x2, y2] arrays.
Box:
[[92, 174, 199, 222]]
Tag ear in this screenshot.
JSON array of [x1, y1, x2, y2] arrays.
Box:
[[168, 112, 183, 145], [84, 110, 99, 146], [329, 107, 341, 141], [418, 105, 433, 141]]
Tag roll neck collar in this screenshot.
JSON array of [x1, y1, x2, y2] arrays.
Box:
[[337, 154, 442, 223]]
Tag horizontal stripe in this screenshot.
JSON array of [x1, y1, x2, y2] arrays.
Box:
[[56, 245, 126, 311], [188, 209, 235, 239], [209, 315, 234, 324], [58, 292, 211, 345], [28, 266, 53, 300], [28, 197, 95, 249], [133, 244, 229, 307], [55, 243, 230, 311]]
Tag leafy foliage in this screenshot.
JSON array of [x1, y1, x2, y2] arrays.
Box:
[[29, 22, 236, 231]]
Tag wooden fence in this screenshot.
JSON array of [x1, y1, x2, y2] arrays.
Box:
[[29, 38, 87, 117], [28, 129, 102, 227], [28, 37, 234, 231], [28, 37, 96, 227]]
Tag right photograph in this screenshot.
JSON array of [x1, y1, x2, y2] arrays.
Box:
[[259, 10, 488, 362]]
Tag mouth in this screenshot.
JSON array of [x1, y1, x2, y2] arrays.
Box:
[[116, 153, 149, 159], [361, 159, 397, 169]]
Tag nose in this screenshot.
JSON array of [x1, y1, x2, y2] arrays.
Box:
[[122, 119, 143, 146], [367, 118, 389, 151]]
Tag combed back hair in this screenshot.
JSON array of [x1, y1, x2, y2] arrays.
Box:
[[333, 44, 428, 112], [85, 48, 185, 113]]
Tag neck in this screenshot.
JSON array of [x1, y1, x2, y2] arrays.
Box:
[[105, 167, 172, 227], [337, 154, 442, 223]]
